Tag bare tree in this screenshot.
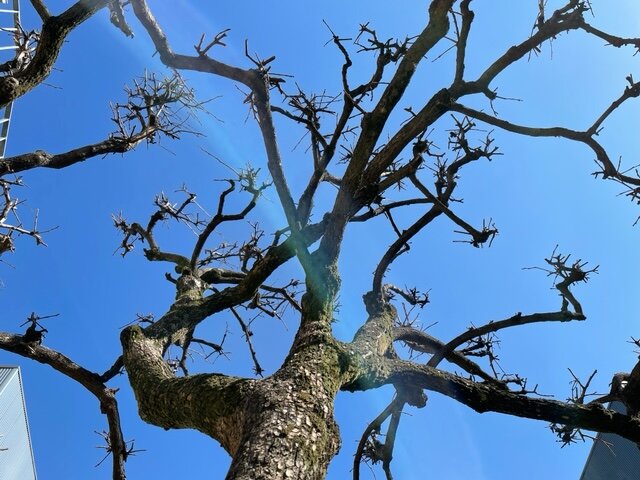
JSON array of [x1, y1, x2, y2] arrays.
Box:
[[2, 1, 640, 479]]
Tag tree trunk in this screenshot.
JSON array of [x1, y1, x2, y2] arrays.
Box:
[[225, 348, 342, 480]]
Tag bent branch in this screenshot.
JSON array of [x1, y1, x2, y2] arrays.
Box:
[[120, 326, 252, 454], [0, 0, 111, 106], [0, 331, 127, 480]]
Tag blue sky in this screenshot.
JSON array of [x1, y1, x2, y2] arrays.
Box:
[[2, 1, 640, 478]]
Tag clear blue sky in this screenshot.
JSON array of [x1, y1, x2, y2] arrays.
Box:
[[2, 1, 640, 478]]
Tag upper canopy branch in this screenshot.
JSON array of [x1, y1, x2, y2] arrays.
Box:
[[472, 1, 587, 93], [427, 310, 585, 369], [1, 72, 200, 177], [362, 2, 589, 190], [0, 178, 49, 251], [448, 102, 640, 190], [372, 206, 441, 300], [588, 76, 640, 135], [319, 0, 455, 265], [579, 19, 640, 51], [129, 0, 251, 86], [113, 205, 190, 269], [189, 173, 268, 270], [290, 17, 417, 226], [29, 0, 51, 21], [130, 0, 303, 245], [452, 0, 473, 86], [270, 87, 333, 226], [409, 173, 498, 247]]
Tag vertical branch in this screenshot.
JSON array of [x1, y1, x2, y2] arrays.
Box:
[[353, 397, 403, 480], [320, 1, 455, 264], [381, 406, 403, 480], [30, 0, 51, 21], [453, 0, 474, 85], [372, 207, 440, 299], [249, 77, 301, 235]]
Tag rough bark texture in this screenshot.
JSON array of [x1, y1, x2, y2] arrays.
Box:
[[225, 347, 344, 479], [122, 326, 252, 454], [121, 282, 348, 479]]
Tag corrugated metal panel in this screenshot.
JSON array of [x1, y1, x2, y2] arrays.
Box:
[[0, 366, 37, 480], [580, 401, 640, 480], [0, 366, 15, 391]]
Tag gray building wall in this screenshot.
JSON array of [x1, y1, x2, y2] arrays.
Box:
[[580, 401, 640, 480], [0, 367, 37, 480]]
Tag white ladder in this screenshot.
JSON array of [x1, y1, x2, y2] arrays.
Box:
[[0, 0, 20, 159]]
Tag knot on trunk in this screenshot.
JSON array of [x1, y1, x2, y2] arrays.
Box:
[[0, 77, 18, 105]]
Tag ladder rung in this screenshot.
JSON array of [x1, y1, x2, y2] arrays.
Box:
[[0, 45, 17, 50], [0, 10, 18, 13]]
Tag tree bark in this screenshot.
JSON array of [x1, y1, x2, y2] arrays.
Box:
[[121, 285, 347, 479], [225, 353, 342, 480]]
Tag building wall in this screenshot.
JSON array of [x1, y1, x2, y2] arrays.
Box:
[[0, 367, 37, 480], [580, 401, 640, 480]]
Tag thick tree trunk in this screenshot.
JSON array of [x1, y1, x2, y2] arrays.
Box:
[[122, 323, 346, 480], [121, 262, 348, 479], [225, 364, 341, 479]]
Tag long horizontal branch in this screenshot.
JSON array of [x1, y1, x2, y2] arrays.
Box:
[[342, 351, 640, 443], [0, 332, 127, 480], [448, 104, 579, 141], [448, 103, 640, 185], [0, 136, 147, 176], [377, 359, 640, 443], [427, 311, 585, 368]]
